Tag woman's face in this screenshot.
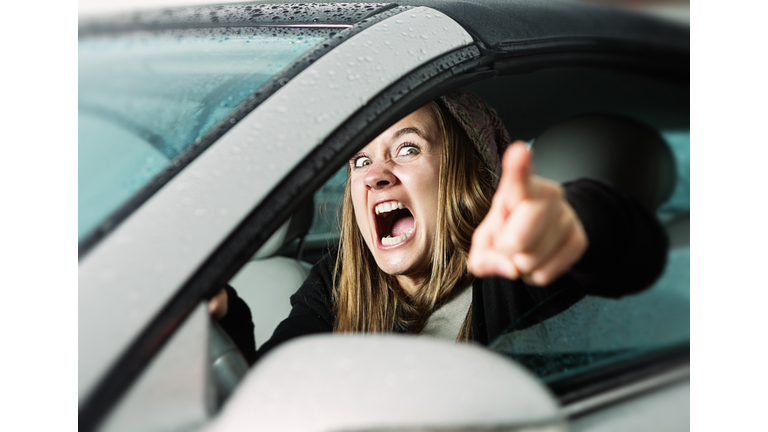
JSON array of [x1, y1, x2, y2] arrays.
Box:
[[349, 106, 441, 292]]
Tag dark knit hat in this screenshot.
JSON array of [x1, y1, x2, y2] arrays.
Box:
[[438, 90, 511, 184]]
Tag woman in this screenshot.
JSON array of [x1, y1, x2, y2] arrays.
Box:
[[215, 90, 667, 364]]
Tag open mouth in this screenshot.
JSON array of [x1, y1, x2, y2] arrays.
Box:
[[374, 201, 415, 246]]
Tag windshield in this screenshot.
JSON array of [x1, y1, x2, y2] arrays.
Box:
[[78, 27, 330, 241]]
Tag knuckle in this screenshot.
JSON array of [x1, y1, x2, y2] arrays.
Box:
[[533, 270, 556, 286], [468, 261, 483, 276], [536, 177, 563, 199], [498, 236, 523, 254], [552, 182, 564, 199], [512, 253, 534, 273]]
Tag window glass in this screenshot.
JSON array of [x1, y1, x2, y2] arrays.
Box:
[[78, 27, 330, 241], [658, 131, 691, 217], [489, 129, 690, 383], [271, 166, 347, 265], [307, 166, 347, 238]]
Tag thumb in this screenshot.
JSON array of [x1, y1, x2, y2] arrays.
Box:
[[497, 141, 533, 207]]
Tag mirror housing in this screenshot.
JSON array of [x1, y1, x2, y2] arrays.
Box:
[[209, 334, 566, 431]]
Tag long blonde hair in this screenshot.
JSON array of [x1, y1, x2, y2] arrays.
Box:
[[332, 101, 496, 337]]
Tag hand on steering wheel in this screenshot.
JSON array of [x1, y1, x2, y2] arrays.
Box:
[[208, 287, 229, 320]]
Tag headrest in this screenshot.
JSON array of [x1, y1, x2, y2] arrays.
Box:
[[252, 196, 314, 260], [532, 114, 676, 210]]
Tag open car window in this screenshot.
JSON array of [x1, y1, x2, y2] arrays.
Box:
[[489, 129, 690, 389]]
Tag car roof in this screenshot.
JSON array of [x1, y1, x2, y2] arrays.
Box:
[[401, 0, 689, 52], [80, 0, 688, 54]]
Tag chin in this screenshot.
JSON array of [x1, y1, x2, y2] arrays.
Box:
[[372, 256, 410, 276], [371, 246, 428, 279]]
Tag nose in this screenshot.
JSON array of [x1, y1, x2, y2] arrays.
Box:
[[364, 160, 397, 190]]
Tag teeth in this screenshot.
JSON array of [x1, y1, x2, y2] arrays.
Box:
[[381, 232, 411, 246], [375, 201, 405, 215]]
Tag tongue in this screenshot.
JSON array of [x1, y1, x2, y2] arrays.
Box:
[[391, 215, 414, 237]]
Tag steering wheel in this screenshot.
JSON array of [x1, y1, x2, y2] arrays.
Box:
[[210, 320, 250, 410]]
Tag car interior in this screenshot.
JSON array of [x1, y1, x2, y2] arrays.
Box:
[[217, 65, 689, 411]]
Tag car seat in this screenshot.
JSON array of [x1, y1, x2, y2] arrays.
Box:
[[531, 114, 687, 248], [531, 114, 677, 212], [229, 198, 315, 348]]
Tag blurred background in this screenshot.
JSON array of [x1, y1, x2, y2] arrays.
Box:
[[79, 0, 690, 26]]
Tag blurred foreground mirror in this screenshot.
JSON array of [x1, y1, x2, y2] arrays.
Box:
[[210, 334, 567, 432]]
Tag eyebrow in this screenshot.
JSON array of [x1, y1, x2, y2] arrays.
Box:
[[349, 126, 426, 163], [393, 127, 424, 140]]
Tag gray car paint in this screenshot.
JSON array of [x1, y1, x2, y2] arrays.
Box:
[[570, 379, 690, 431], [99, 304, 211, 432], [209, 335, 567, 432], [78, 6, 473, 404]]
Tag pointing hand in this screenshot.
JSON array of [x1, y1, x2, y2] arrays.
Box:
[[467, 141, 588, 286]]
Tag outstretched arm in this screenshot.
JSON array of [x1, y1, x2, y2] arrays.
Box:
[[468, 141, 667, 295]]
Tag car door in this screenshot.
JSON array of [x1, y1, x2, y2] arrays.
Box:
[[79, 1, 689, 431], [79, 4, 479, 430]]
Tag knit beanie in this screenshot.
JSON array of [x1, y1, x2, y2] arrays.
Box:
[[438, 90, 511, 185]]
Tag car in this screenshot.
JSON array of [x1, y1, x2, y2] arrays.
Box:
[[78, 1, 690, 431]]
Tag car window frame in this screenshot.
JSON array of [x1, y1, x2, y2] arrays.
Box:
[[78, 5, 413, 258], [267, 56, 691, 420], [78, 8, 477, 429]]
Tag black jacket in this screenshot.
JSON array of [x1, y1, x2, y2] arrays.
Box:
[[222, 179, 668, 365]]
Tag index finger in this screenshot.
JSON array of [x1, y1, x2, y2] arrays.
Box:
[[496, 141, 533, 208]]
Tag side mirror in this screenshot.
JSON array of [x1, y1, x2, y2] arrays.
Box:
[[209, 334, 566, 431]]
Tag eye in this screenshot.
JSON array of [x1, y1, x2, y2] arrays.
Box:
[[397, 145, 420, 157], [353, 156, 372, 168]]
